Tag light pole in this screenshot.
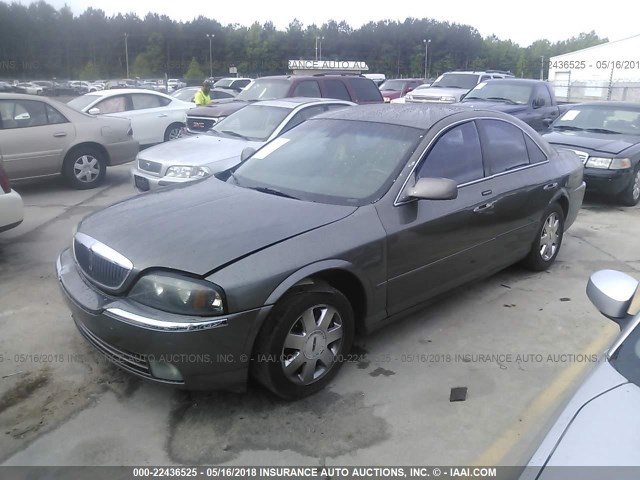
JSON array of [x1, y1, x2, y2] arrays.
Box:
[[207, 34, 214, 78], [124, 33, 129, 78], [315, 36, 324, 61], [423, 39, 431, 80], [540, 55, 544, 80]]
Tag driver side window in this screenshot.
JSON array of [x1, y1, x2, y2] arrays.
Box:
[[417, 121, 485, 185]]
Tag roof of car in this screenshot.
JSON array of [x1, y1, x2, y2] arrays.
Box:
[[243, 97, 355, 109], [84, 88, 172, 97], [482, 78, 546, 85], [317, 103, 475, 128]]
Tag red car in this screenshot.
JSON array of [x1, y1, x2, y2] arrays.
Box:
[[379, 78, 424, 102]]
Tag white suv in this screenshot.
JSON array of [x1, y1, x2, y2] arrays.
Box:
[[403, 70, 513, 104]]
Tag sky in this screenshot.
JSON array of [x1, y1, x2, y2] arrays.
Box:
[[27, 0, 640, 47]]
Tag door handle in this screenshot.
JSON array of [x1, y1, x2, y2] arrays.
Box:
[[481, 189, 493, 196], [53, 132, 67, 137], [157, 114, 168, 117], [543, 182, 558, 191], [473, 201, 495, 213]]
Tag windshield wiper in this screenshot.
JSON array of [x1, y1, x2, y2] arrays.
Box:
[[220, 130, 249, 140], [584, 128, 621, 134], [461, 96, 486, 101], [486, 97, 517, 105], [251, 186, 298, 200], [553, 125, 584, 131]]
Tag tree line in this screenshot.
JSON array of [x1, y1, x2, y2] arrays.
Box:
[[0, 0, 608, 81]]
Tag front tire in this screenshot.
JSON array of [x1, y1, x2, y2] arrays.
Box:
[[252, 285, 355, 399], [522, 203, 565, 271], [62, 147, 106, 189], [618, 165, 640, 206]]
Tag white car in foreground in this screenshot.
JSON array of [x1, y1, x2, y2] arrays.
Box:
[[67, 89, 192, 147], [522, 269, 640, 479], [0, 160, 23, 233]]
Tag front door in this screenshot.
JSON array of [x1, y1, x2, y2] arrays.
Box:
[[377, 120, 500, 316]]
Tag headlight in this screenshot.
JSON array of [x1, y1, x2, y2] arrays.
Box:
[[129, 272, 225, 316], [585, 157, 631, 170], [165, 165, 212, 178]]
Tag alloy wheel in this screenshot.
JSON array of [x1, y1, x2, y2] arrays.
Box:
[[539, 212, 560, 261], [281, 304, 344, 385], [633, 170, 640, 202], [73, 155, 100, 183], [168, 127, 182, 140]]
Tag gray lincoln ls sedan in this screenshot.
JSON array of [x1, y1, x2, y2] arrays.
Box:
[[57, 104, 586, 399]]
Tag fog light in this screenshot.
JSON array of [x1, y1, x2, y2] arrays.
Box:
[[149, 360, 184, 382]]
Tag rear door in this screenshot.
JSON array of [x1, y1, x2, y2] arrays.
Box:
[[127, 93, 174, 145], [476, 119, 557, 263], [0, 99, 75, 179], [378, 120, 500, 315]]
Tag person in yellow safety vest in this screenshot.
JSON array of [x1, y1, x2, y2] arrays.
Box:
[[194, 80, 212, 106]]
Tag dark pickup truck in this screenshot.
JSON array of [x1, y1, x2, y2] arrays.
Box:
[[455, 78, 572, 131]]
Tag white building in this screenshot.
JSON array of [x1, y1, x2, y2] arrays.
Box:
[[548, 34, 640, 102]]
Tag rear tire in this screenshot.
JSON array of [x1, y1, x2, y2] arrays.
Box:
[[164, 123, 184, 142], [522, 203, 565, 271], [62, 147, 106, 190], [618, 165, 640, 206], [252, 285, 354, 399]]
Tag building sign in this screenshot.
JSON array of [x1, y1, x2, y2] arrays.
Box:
[[288, 60, 369, 71]]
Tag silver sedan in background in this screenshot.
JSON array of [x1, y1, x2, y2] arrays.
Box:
[[130, 97, 355, 192]]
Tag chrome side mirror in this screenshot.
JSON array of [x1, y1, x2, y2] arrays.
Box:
[[587, 270, 639, 320], [88, 107, 100, 115]]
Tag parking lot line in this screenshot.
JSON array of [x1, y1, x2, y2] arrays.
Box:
[[471, 323, 618, 466]]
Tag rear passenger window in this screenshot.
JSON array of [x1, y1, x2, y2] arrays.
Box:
[[46, 104, 68, 124], [478, 120, 530, 175], [349, 78, 383, 102], [131, 94, 170, 109], [525, 135, 547, 163], [324, 80, 351, 101], [292, 81, 321, 97], [417, 121, 484, 185]]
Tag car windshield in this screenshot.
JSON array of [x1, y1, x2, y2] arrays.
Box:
[[431, 74, 480, 90], [379, 80, 407, 92], [463, 82, 531, 105], [67, 95, 101, 111], [211, 105, 291, 141], [609, 317, 640, 387], [230, 118, 423, 206], [236, 79, 291, 101], [552, 106, 640, 135]]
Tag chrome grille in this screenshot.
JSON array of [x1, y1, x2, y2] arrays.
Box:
[[566, 149, 589, 164], [73, 233, 132, 290], [76, 321, 152, 378], [137, 159, 162, 174], [407, 96, 453, 104]]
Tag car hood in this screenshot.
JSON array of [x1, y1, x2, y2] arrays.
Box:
[[187, 100, 249, 118], [539, 382, 640, 468], [77, 179, 357, 276], [543, 131, 640, 155], [523, 361, 632, 477], [457, 101, 528, 113], [138, 134, 264, 169]]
